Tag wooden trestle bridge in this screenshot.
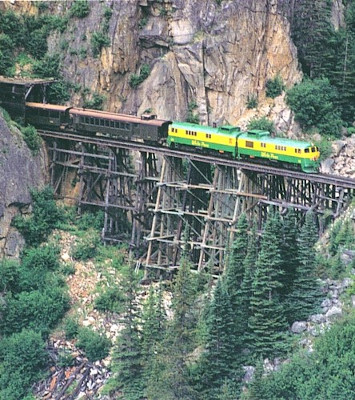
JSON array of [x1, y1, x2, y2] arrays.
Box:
[[40, 130, 355, 274]]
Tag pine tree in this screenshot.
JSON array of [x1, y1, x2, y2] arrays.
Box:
[[247, 212, 289, 359], [110, 266, 145, 400], [146, 257, 199, 400], [141, 283, 166, 368], [280, 209, 300, 298], [225, 213, 249, 291], [240, 220, 259, 346], [223, 213, 250, 356], [288, 212, 322, 322], [196, 278, 242, 399]]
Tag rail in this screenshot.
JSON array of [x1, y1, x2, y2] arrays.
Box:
[[38, 130, 355, 190]]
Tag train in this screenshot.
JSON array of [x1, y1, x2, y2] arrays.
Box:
[[24, 102, 320, 173]]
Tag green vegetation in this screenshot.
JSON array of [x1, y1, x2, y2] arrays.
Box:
[[76, 327, 111, 361], [129, 63, 151, 88], [265, 75, 285, 98], [286, 78, 343, 137], [0, 329, 47, 400], [12, 186, 63, 246], [83, 92, 106, 110], [91, 31, 110, 57], [247, 116, 275, 133], [20, 125, 42, 155], [290, 0, 355, 129], [69, 0, 91, 19], [186, 100, 200, 124], [71, 228, 101, 260], [247, 312, 355, 399], [94, 286, 126, 313], [246, 94, 258, 109]]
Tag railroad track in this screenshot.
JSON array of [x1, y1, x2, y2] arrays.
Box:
[[38, 130, 355, 190]]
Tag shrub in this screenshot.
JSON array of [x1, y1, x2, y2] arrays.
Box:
[[94, 286, 126, 313], [16, 246, 60, 292], [12, 186, 62, 246], [83, 93, 105, 110], [76, 327, 111, 361], [47, 80, 71, 104], [0, 287, 70, 336], [91, 31, 110, 57], [27, 28, 48, 59], [64, 316, 80, 339], [0, 33, 15, 75], [32, 53, 61, 79], [286, 77, 343, 137], [21, 125, 42, 155], [186, 101, 199, 124], [246, 94, 258, 109], [71, 228, 101, 261], [129, 64, 151, 88], [76, 210, 104, 230], [247, 116, 275, 133], [0, 259, 20, 293], [265, 75, 285, 98], [69, 0, 90, 18], [0, 329, 47, 400]]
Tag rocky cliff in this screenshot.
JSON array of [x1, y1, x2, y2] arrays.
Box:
[[0, 113, 48, 257], [1, 0, 304, 132]]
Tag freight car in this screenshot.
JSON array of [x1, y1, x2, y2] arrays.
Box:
[[24, 102, 320, 173]]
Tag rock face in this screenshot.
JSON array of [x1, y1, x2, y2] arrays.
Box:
[[0, 115, 48, 257], [2, 0, 300, 133]]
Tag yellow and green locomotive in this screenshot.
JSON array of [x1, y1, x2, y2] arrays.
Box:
[[167, 121, 320, 173]]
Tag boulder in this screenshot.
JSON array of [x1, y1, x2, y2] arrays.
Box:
[[291, 321, 307, 334]]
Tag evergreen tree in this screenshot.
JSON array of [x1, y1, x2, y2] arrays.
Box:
[[239, 220, 259, 346], [224, 213, 249, 355], [225, 213, 249, 291], [280, 209, 300, 298], [195, 278, 242, 399], [110, 266, 144, 400], [141, 283, 166, 385], [241, 358, 265, 400], [247, 212, 289, 359], [146, 257, 199, 400], [288, 212, 322, 322]]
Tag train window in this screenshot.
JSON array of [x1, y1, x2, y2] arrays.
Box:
[[110, 121, 114, 127], [49, 110, 59, 118], [100, 119, 104, 126], [126, 123, 130, 130], [115, 122, 119, 129], [305, 148, 310, 153], [84, 117, 88, 123], [206, 133, 212, 139], [246, 141, 254, 148], [311, 147, 316, 152], [40, 109, 48, 117], [105, 120, 109, 127], [261, 143, 266, 148], [94, 118, 99, 125]]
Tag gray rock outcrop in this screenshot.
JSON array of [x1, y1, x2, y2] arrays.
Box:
[[0, 114, 48, 257]]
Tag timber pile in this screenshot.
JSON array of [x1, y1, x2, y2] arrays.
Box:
[[33, 340, 110, 399]]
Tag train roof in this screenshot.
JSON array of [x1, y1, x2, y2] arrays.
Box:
[[25, 102, 71, 112], [171, 121, 241, 136], [70, 107, 171, 127], [238, 131, 314, 148]]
